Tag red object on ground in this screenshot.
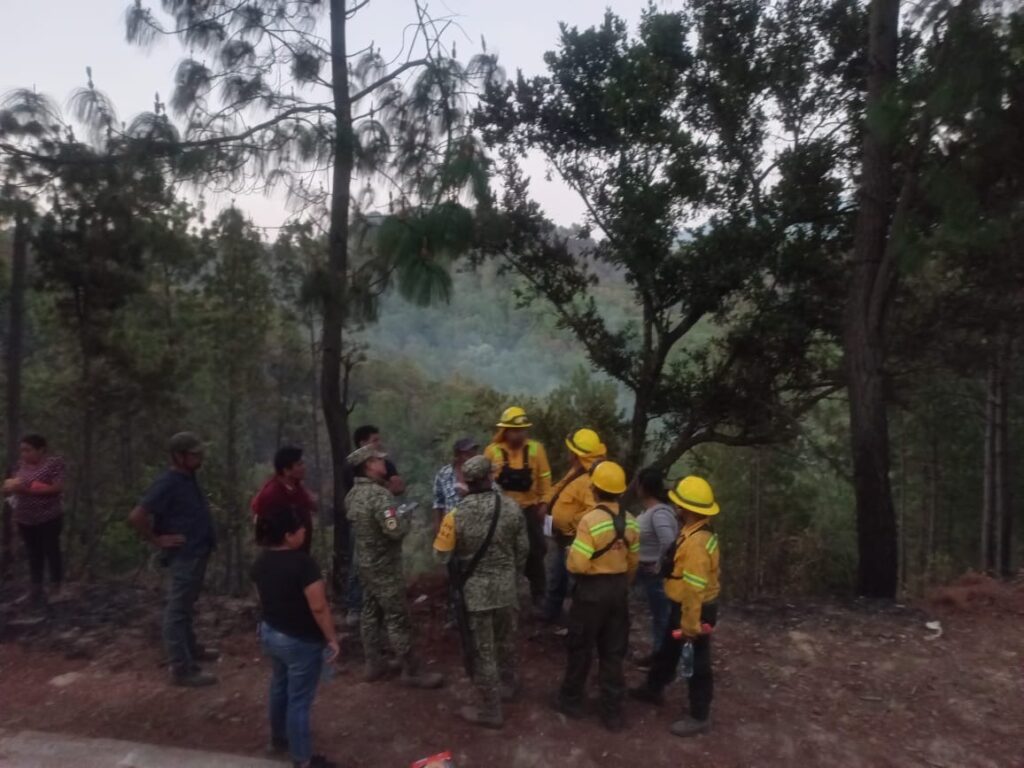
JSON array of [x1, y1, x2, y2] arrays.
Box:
[[411, 751, 455, 768]]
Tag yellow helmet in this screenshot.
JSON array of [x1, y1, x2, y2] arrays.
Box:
[[565, 428, 607, 458], [669, 475, 720, 516], [591, 460, 627, 495], [496, 406, 532, 429]]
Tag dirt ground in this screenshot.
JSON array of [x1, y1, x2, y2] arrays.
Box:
[[1, 573, 1022, 768]]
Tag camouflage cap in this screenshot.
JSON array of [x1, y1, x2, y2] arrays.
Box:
[[169, 431, 204, 454], [346, 444, 387, 468], [462, 455, 492, 483]]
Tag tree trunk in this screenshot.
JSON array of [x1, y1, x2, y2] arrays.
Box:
[[325, 0, 355, 596], [925, 414, 938, 580], [224, 385, 240, 594], [77, 331, 96, 576], [898, 411, 907, 593], [308, 313, 324, 498], [997, 343, 1014, 577], [842, 0, 901, 598], [981, 348, 997, 572], [983, 332, 1013, 576], [753, 448, 763, 595], [1, 211, 29, 581]]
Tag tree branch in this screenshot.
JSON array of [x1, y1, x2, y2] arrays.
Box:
[[351, 59, 429, 103]]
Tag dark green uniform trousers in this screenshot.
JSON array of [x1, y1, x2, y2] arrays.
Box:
[[558, 573, 629, 719]]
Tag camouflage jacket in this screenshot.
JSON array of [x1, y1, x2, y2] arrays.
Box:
[[433, 491, 528, 611], [345, 477, 408, 584]]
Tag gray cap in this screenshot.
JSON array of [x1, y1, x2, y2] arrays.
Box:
[[346, 444, 387, 468], [453, 436, 480, 454], [462, 455, 492, 483], [169, 432, 204, 454]]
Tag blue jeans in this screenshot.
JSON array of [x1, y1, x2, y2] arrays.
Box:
[[260, 622, 324, 764], [637, 565, 671, 651], [543, 539, 571, 620], [163, 551, 209, 675]]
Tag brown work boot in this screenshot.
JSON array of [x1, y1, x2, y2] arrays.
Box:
[[399, 653, 444, 689], [670, 716, 711, 737]]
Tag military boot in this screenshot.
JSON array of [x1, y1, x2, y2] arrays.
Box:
[[399, 652, 444, 689], [460, 691, 503, 729], [363, 653, 390, 683], [499, 670, 520, 702]]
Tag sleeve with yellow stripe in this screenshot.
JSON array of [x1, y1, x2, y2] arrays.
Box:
[[626, 514, 641, 582], [566, 515, 597, 575], [432, 510, 456, 565], [534, 442, 553, 500], [678, 531, 717, 637]]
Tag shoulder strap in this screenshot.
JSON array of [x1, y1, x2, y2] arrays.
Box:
[[523, 442, 531, 469], [460, 492, 502, 584], [548, 467, 584, 510], [590, 505, 627, 560]]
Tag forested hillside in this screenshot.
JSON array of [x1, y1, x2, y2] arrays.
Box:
[[0, 0, 1021, 604]]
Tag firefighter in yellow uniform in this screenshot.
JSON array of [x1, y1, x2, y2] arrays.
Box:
[[486, 406, 552, 608], [540, 428, 607, 623], [554, 461, 639, 732], [630, 475, 721, 737]]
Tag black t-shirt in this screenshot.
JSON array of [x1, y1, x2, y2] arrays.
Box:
[[250, 549, 324, 642]]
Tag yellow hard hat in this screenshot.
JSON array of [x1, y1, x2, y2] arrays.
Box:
[[669, 475, 720, 516], [565, 428, 607, 458], [496, 406, 532, 429], [591, 460, 627, 495]]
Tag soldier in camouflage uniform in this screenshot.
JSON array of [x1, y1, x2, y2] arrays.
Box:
[[433, 455, 528, 728], [345, 444, 444, 689]]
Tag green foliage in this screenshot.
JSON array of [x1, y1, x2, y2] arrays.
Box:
[[475, 2, 850, 471]]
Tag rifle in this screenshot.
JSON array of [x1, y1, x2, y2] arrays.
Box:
[[446, 492, 501, 678], [447, 558, 475, 677]]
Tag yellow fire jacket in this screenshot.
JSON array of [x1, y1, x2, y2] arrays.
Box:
[[485, 439, 552, 508], [566, 502, 640, 580], [548, 459, 599, 538], [663, 519, 720, 637]]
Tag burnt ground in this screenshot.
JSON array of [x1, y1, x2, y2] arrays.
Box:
[[1, 572, 1022, 768]]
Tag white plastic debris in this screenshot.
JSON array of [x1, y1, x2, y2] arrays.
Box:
[[924, 620, 943, 640]]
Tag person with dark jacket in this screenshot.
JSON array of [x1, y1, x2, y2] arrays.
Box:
[[128, 432, 219, 687], [252, 504, 340, 768]]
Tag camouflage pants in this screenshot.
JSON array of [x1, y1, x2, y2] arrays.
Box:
[[469, 606, 517, 705], [360, 575, 412, 660]]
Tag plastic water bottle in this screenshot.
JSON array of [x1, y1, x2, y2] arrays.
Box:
[[677, 640, 694, 680]]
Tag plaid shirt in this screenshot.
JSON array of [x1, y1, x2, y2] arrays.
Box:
[[432, 464, 466, 513]]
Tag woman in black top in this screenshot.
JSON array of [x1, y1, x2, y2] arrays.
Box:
[[251, 505, 339, 768]]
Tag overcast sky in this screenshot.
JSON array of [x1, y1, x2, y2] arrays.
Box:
[[1, 0, 656, 230]]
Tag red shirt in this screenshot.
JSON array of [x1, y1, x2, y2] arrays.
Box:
[[251, 476, 316, 552]]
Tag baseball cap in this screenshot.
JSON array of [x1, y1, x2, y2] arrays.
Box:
[[453, 437, 480, 454]]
